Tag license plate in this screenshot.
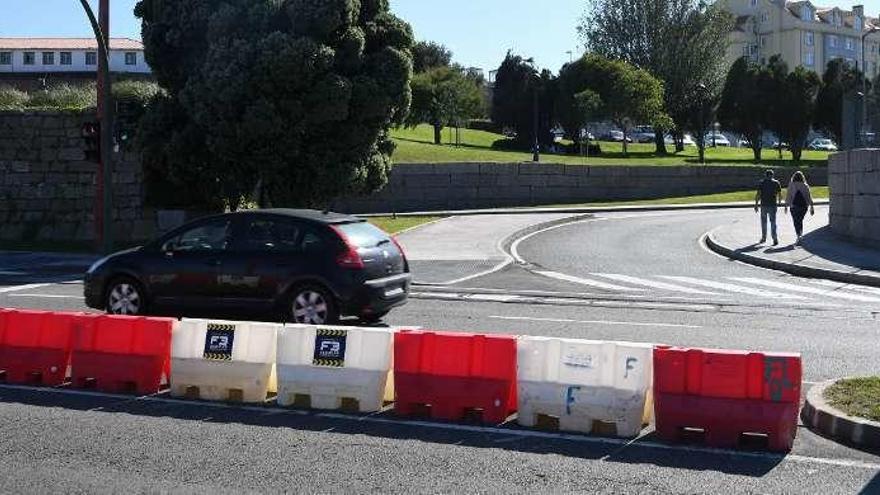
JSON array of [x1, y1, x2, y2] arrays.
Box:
[[384, 287, 404, 298]]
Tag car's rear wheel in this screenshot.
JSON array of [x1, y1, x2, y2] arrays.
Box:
[[289, 285, 338, 325], [105, 277, 146, 316]]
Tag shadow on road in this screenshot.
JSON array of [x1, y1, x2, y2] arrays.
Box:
[[860, 472, 880, 494], [0, 385, 785, 477], [800, 227, 880, 271]]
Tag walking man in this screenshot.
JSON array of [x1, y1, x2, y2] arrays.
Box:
[[754, 169, 783, 246]]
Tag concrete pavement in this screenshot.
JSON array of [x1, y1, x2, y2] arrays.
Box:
[[707, 206, 880, 288]]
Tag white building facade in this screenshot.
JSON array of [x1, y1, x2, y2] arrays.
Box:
[[0, 38, 150, 75]]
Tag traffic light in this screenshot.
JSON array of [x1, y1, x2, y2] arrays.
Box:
[[81, 121, 100, 162]]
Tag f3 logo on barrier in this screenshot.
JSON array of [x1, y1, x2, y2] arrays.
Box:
[[313, 328, 347, 367], [204, 323, 236, 361]]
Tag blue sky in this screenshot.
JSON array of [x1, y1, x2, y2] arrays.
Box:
[[0, 0, 873, 75]]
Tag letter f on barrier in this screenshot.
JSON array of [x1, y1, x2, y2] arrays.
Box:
[[565, 386, 581, 415]]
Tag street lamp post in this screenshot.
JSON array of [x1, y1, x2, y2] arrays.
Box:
[[77, 0, 113, 254], [525, 58, 540, 163], [696, 83, 709, 165]]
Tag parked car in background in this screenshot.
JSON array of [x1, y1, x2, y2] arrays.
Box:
[[631, 126, 656, 143], [664, 134, 696, 147], [84, 209, 411, 324], [603, 130, 633, 143], [808, 138, 838, 152], [704, 132, 731, 147]]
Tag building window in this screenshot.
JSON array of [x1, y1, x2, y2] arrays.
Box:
[[751, 0, 757, 6], [805, 32, 814, 46], [60, 52, 71, 65], [0, 52, 10, 65], [23, 52, 35, 65], [85, 51, 97, 66], [803, 51, 815, 67], [42, 52, 54, 65], [855, 17, 863, 31], [761, 11, 769, 23], [124, 52, 137, 66], [829, 35, 838, 48], [846, 38, 854, 51], [801, 6, 812, 21]]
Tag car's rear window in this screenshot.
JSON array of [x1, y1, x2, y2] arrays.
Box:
[[337, 222, 390, 248]]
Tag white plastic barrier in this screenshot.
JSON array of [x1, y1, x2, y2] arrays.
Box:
[[276, 325, 394, 412], [517, 337, 654, 437], [171, 319, 278, 403]]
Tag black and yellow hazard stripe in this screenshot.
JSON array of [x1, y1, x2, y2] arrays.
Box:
[[316, 328, 346, 337]]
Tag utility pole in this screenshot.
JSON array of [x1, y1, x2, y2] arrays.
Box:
[[78, 0, 113, 253]]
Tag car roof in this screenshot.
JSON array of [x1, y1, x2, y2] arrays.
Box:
[[234, 209, 363, 225]]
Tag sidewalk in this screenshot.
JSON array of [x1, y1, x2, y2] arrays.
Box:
[[396, 213, 583, 285], [706, 206, 880, 287]]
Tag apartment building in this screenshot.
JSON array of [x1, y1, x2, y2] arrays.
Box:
[[720, 1, 880, 78], [0, 38, 151, 90]]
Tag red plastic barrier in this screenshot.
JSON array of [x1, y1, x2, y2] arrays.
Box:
[[71, 315, 173, 394], [653, 346, 802, 451], [394, 330, 517, 424], [0, 309, 79, 386]]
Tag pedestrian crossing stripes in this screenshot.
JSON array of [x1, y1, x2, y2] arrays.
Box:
[[530, 271, 880, 305]]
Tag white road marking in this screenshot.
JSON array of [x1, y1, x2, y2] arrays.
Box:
[[489, 315, 702, 329], [465, 294, 521, 303], [660, 276, 807, 300], [1, 383, 877, 472], [0, 283, 51, 294], [534, 270, 645, 292], [730, 277, 880, 303], [591, 273, 719, 295], [8, 294, 84, 300]]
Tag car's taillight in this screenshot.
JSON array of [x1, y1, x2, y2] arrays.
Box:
[[391, 236, 408, 261], [331, 226, 365, 269]]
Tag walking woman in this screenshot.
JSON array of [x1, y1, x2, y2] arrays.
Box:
[[785, 171, 815, 245]]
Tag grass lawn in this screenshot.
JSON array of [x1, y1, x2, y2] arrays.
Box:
[[824, 377, 880, 422], [367, 216, 442, 235], [391, 125, 830, 167], [533, 186, 830, 209]]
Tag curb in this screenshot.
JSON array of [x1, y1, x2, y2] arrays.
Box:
[[357, 200, 830, 218], [704, 231, 880, 289], [802, 378, 880, 449]]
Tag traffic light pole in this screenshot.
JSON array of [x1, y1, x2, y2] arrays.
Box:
[[78, 0, 113, 253]]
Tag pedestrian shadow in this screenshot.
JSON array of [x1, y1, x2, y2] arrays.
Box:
[[800, 227, 880, 271], [0, 385, 785, 477], [764, 245, 796, 254]]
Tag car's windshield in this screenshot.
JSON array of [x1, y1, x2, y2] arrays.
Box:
[[337, 221, 391, 248]]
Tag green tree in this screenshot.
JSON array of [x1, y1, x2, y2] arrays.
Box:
[[490, 52, 556, 150], [135, 0, 414, 210], [764, 56, 821, 162], [561, 55, 669, 155], [718, 57, 767, 161], [814, 58, 866, 147], [406, 66, 484, 144], [412, 40, 452, 72], [580, 0, 733, 154]]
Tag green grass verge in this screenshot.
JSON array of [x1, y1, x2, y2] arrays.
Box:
[[824, 377, 880, 422], [368, 216, 442, 235], [391, 125, 830, 167], [531, 187, 830, 208]]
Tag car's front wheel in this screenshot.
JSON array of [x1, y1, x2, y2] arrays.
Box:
[[105, 277, 146, 316], [288, 285, 339, 325]]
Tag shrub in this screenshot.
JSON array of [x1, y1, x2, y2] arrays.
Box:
[[0, 85, 28, 110], [27, 83, 96, 110], [112, 80, 163, 106], [467, 119, 501, 133]]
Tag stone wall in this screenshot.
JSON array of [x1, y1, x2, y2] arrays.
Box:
[[0, 110, 155, 244], [829, 150, 880, 247], [337, 163, 829, 213]]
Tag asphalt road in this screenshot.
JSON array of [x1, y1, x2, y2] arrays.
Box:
[[0, 208, 879, 493]]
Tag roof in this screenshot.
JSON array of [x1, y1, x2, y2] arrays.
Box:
[[0, 38, 144, 51], [244, 209, 362, 225], [734, 15, 752, 32]]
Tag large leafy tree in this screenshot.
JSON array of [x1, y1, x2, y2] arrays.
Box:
[[580, 0, 733, 153], [718, 57, 767, 161], [558, 55, 669, 155], [411, 40, 452, 73], [764, 56, 821, 162], [406, 66, 484, 144], [135, 0, 414, 210], [490, 52, 556, 149], [814, 58, 866, 147]]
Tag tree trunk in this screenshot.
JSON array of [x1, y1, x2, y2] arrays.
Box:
[[792, 146, 802, 162], [433, 124, 442, 145], [622, 129, 629, 156], [675, 132, 684, 153], [654, 129, 667, 155], [751, 144, 762, 162]]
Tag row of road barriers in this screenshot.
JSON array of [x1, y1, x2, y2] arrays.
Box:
[[0, 308, 802, 452]]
